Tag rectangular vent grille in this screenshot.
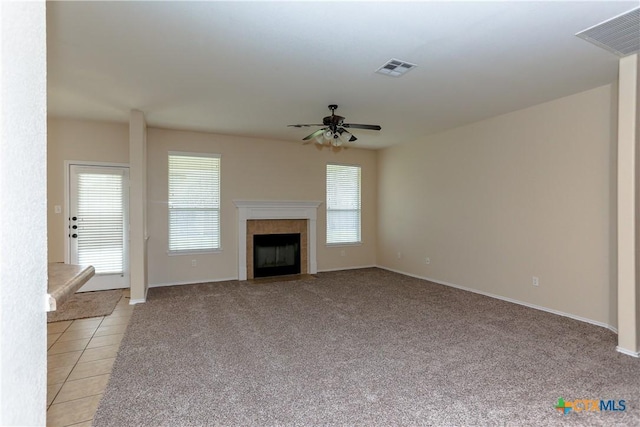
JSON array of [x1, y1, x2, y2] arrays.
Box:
[[375, 58, 417, 77], [576, 7, 640, 57]]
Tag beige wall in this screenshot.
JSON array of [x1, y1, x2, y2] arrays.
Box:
[[146, 128, 377, 286], [47, 118, 129, 262], [47, 119, 376, 286], [49, 84, 618, 328], [377, 84, 618, 327]]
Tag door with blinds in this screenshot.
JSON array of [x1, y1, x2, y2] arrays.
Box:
[[69, 165, 130, 291]]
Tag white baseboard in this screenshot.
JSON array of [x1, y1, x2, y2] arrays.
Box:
[[129, 297, 145, 305], [149, 277, 238, 288], [129, 285, 148, 305], [616, 346, 640, 357], [148, 267, 377, 288], [318, 265, 377, 273], [376, 265, 618, 334]]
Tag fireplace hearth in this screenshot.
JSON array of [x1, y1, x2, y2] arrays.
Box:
[[253, 233, 301, 278]]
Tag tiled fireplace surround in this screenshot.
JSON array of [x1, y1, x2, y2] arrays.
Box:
[[247, 219, 307, 280], [234, 200, 322, 281]]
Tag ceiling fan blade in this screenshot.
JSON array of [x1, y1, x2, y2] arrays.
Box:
[[342, 123, 381, 131], [288, 124, 324, 128], [303, 128, 327, 141]]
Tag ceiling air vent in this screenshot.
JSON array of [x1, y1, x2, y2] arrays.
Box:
[[375, 59, 417, 77], [575, 7, 640, 57]]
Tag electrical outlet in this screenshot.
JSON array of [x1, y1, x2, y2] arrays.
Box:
[[191, 259, 197, 267], [340, 249, 346, 257], [54, 205, 62, 214], [425, 257, 430, 265], [532, 276, 539, 286], [397, 252, 402, 259]]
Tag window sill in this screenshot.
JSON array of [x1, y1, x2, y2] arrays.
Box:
[[167, 249, 223, 256], [326, 242, 362, 248]]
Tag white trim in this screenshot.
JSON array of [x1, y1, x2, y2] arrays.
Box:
[[326, 242, 363, 248], [65, 162, 131, 292], [233, 200, 323, 210], [149, 277, 238, 288], [129, 284, 149, 305], [167, 249, 223, 256], [168, 153, 222, 254], [233, 200, 322, 281], [129, 298, 145, 305], [377, 265, 618, 333], [318, 265, 377, 273], [64, 160, 129, 264], [616, 346, 640, 357], [46, 294, 55, 312], [326, 163, 362, 246]]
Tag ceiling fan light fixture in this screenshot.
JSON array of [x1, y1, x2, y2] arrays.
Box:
[[339, 130, 354, 144], [289, 105, 381, 146]]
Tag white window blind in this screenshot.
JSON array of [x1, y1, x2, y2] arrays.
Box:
[[326, 164, 361, 244], [168, 153, 221, 253], [76, 171, 125, 274]]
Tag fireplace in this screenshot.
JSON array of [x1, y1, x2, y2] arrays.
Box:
[[246, 219, 307, 280], [233, 200, 322, 281], [253, 233, 301, 278]]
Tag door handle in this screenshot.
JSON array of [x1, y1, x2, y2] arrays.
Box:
[[70, 233, 78, 239]]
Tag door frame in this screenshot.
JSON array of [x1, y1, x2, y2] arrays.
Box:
[[64, 160, 130, 270]]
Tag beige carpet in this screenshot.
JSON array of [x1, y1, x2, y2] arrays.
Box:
[[48, 289, 123, 323], [94, 269, 640, 426]]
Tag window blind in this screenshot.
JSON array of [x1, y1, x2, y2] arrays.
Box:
[[168, 153, 221, 253], [326, 164, 361, 244], [76, 171, 124, 274]]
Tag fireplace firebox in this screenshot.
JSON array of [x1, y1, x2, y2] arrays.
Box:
[[253, 233, 301, 278]]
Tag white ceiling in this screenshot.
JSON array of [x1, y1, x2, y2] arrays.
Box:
[[47, 1, 638, 149]]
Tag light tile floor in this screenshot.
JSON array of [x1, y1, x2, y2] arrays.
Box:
[[47, 290, 133, 427]]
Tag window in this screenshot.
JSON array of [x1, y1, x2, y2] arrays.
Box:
[[74, 167, 127, 274], [168, 152, 221, 253], [326, 164, 361, 244]]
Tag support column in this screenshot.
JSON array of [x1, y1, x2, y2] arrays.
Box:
[[617, 54, 640, 357], [129, 110, 148, 303]]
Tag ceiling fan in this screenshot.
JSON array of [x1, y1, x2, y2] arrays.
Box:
[[288, 105, 381, 147]]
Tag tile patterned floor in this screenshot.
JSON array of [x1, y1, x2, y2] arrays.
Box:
[[47, 290, 132, 427]]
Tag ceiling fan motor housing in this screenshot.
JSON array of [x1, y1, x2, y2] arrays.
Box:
[[323, 115, 345, 126]]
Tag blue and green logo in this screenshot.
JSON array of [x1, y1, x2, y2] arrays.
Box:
[[555, 397, 626, 415]]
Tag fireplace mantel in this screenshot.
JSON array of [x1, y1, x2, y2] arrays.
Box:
[[233, 200, 322, 280]]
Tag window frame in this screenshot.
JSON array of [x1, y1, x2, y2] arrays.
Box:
[[326, 162, 362, 246], [167, 151, 222, 255]]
